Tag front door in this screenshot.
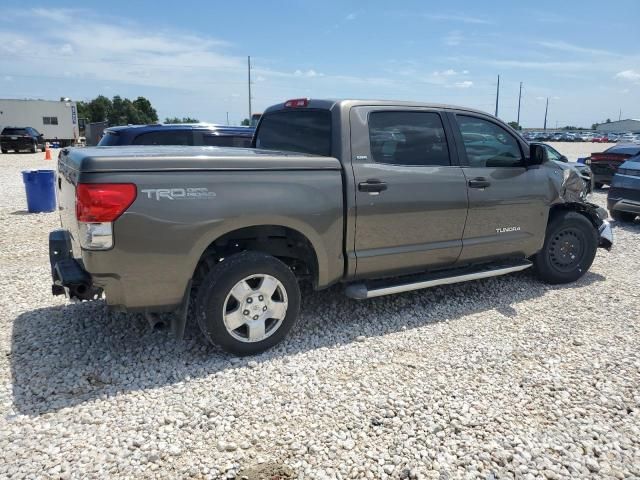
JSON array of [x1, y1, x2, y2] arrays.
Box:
[[449, 113, 550, 263], [350, 106, 469, 279]]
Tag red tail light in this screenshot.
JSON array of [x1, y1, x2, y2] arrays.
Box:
[[76, 183, 137, 222], [284, 98, 309, 108]]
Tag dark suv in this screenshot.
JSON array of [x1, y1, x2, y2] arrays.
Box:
[[98, 124, 255, 147], [1, 127, 46, 153]]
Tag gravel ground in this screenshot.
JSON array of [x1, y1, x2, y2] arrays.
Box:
[[1, 145, 639, 479]]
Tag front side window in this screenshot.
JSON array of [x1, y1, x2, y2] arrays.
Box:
[[457, 115, 523, 168], [132, 130, 193, 146], [368, 111, 450, 166], [543, 145, 562, 162]]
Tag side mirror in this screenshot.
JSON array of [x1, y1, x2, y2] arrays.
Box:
[[560, 155, 568, 163], [528, 143, 548, 166]]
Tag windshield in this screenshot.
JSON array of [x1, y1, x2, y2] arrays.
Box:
[[255, 109, 331, 156], [98, 131, 121, 146]]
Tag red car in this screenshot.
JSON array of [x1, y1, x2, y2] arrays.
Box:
[[592, 135, 608, 143], [588, 144, 640, 187]]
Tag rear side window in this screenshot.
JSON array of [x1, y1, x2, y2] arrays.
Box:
[[456, 115, 523, 168], [98, 131, 121, 146], [202, 134, 251, 148], [255, 110, 331, 156], [368, 111, 450, 166], [132, 130, 193, 146], [2, 128, 27, 135]]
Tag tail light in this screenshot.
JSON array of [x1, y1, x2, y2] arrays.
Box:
[[76, 183, 136, 250], [284, 98, 309, 108], [76, 183, 136, 222]]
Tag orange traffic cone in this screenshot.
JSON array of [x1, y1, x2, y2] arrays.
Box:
[[44, 143, 52, 161]]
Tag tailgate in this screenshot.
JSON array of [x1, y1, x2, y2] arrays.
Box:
[[56, 152, 82, 256]]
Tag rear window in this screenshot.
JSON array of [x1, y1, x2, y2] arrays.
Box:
[[98, 131, 121, 146], [604, 145, 640, 155], [202, 134, 251, 148], [132, 130, 193, 146], [2, 128, 27, 135], [255, 109, 331, 156]]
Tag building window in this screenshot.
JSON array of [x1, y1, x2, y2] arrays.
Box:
[[43, 116, 59, 125]]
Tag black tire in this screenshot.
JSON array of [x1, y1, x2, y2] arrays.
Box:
[[594, 182, 605, 189], [533, 211, 598, 284], [610, 210, 636, 222], [0, 149, 7, 154], [195, 251, 301, 356], [31, 142, 37, 153]]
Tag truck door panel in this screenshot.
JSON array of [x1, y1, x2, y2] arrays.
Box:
[[349, 107, 468, 279]]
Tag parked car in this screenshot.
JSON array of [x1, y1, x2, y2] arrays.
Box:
[[607, 155, 640, 222], [98, 123, 255, 148], [592, 134, 609, 143], [50, 98, 612, 355], [0, 127, 46, 153], [532, 142, 593, 193], [586, 144, 640, 188]]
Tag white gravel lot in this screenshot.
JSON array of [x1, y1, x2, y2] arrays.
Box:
[[0, 144, 639, 479]]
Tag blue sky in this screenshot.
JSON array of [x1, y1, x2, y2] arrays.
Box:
[[0, 1, 638, 127]]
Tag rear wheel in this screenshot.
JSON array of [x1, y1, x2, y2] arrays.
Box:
[[195, 251, 301, 356], [610, 210, 636, 222], [533, 211, 598, 284], [594, 182, 604, 189], [1, 149, 7, 154], [31, 142, 37, 153]]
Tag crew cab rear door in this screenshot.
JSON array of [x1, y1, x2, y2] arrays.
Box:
[[447, 112, 548, 263], [349, 106, 468, 279]]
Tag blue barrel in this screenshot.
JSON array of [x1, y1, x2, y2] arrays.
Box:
[[22, 170, 56, 213]]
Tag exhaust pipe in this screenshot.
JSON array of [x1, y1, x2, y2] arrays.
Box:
[[145, 312, 168, 331]]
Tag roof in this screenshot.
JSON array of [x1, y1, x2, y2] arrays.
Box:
[[104, 124, 255, 135], [263, 98, 494, 117]]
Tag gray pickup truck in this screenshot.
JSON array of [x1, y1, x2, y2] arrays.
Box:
[[50, 99, 613, 355]]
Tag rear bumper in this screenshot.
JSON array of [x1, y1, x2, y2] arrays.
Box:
[[49, 230, 101, 300], [607, 184, 640, 214], [1, 140, 34, 150]]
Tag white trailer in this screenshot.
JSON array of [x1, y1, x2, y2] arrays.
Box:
[[0, 99, 79, 145]]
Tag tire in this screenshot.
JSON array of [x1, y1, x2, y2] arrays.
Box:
[[533, 211, 598, 284], [31, 142, 37, 153], [594, 182, 604, 189], [610, 210, 636, 222], [0, 149, 7, 154], [195, 251, 301, 356]]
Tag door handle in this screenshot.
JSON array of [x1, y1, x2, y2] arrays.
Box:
[[468, 177, 491, 189], [358, 179, 388, 193]]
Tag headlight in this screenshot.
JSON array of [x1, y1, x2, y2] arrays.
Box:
[[585, 158, 591, 165]]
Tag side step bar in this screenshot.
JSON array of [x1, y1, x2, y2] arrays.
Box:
[[345, 260, 533, 300]]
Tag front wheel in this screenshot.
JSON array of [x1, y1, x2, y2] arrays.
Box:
[[594, 182, 605, 189], [533, 211, 598, 284], [195, 251, 301, 356]]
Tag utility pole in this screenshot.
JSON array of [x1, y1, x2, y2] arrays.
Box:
[[495, 75, 500, 117], [619, 108, 622, 121], [543, 97, 549, 131], [516, 81, 523, 127], [226, 112, 229, 126], [247, 56, 252, 122]]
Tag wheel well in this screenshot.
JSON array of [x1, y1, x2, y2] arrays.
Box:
[[192, 225, 319, 289], [549, 203, 601, 229]]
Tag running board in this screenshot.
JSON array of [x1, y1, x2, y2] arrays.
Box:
[[345, 260, 533, 300]]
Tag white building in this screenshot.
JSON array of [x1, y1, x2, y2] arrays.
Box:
[[595, 119, 640, 133], [0, 99, 79, 145]]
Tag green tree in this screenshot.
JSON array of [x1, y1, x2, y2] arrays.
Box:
[[77, 95, 112, 123], [605, 118, 611, 123], [164, 116, 200, 124], [133, 96, 158, 123], [508, 121, 521, 131], [77, 95, 158, 126], [241, 118, 250, 126]]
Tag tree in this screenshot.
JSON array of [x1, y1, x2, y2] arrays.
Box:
[[241, 118, 250, 126], [508, 121, 521, 131], [591, 123, 598, 130], [76, 95, 158, 125], [164, 116, 200, 124], [606, 118, 611, 123]]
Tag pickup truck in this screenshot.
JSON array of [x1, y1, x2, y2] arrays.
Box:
[[50, 99, 613, 355]]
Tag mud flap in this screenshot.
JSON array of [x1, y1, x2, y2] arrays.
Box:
[[171, 280, 192, 340]]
